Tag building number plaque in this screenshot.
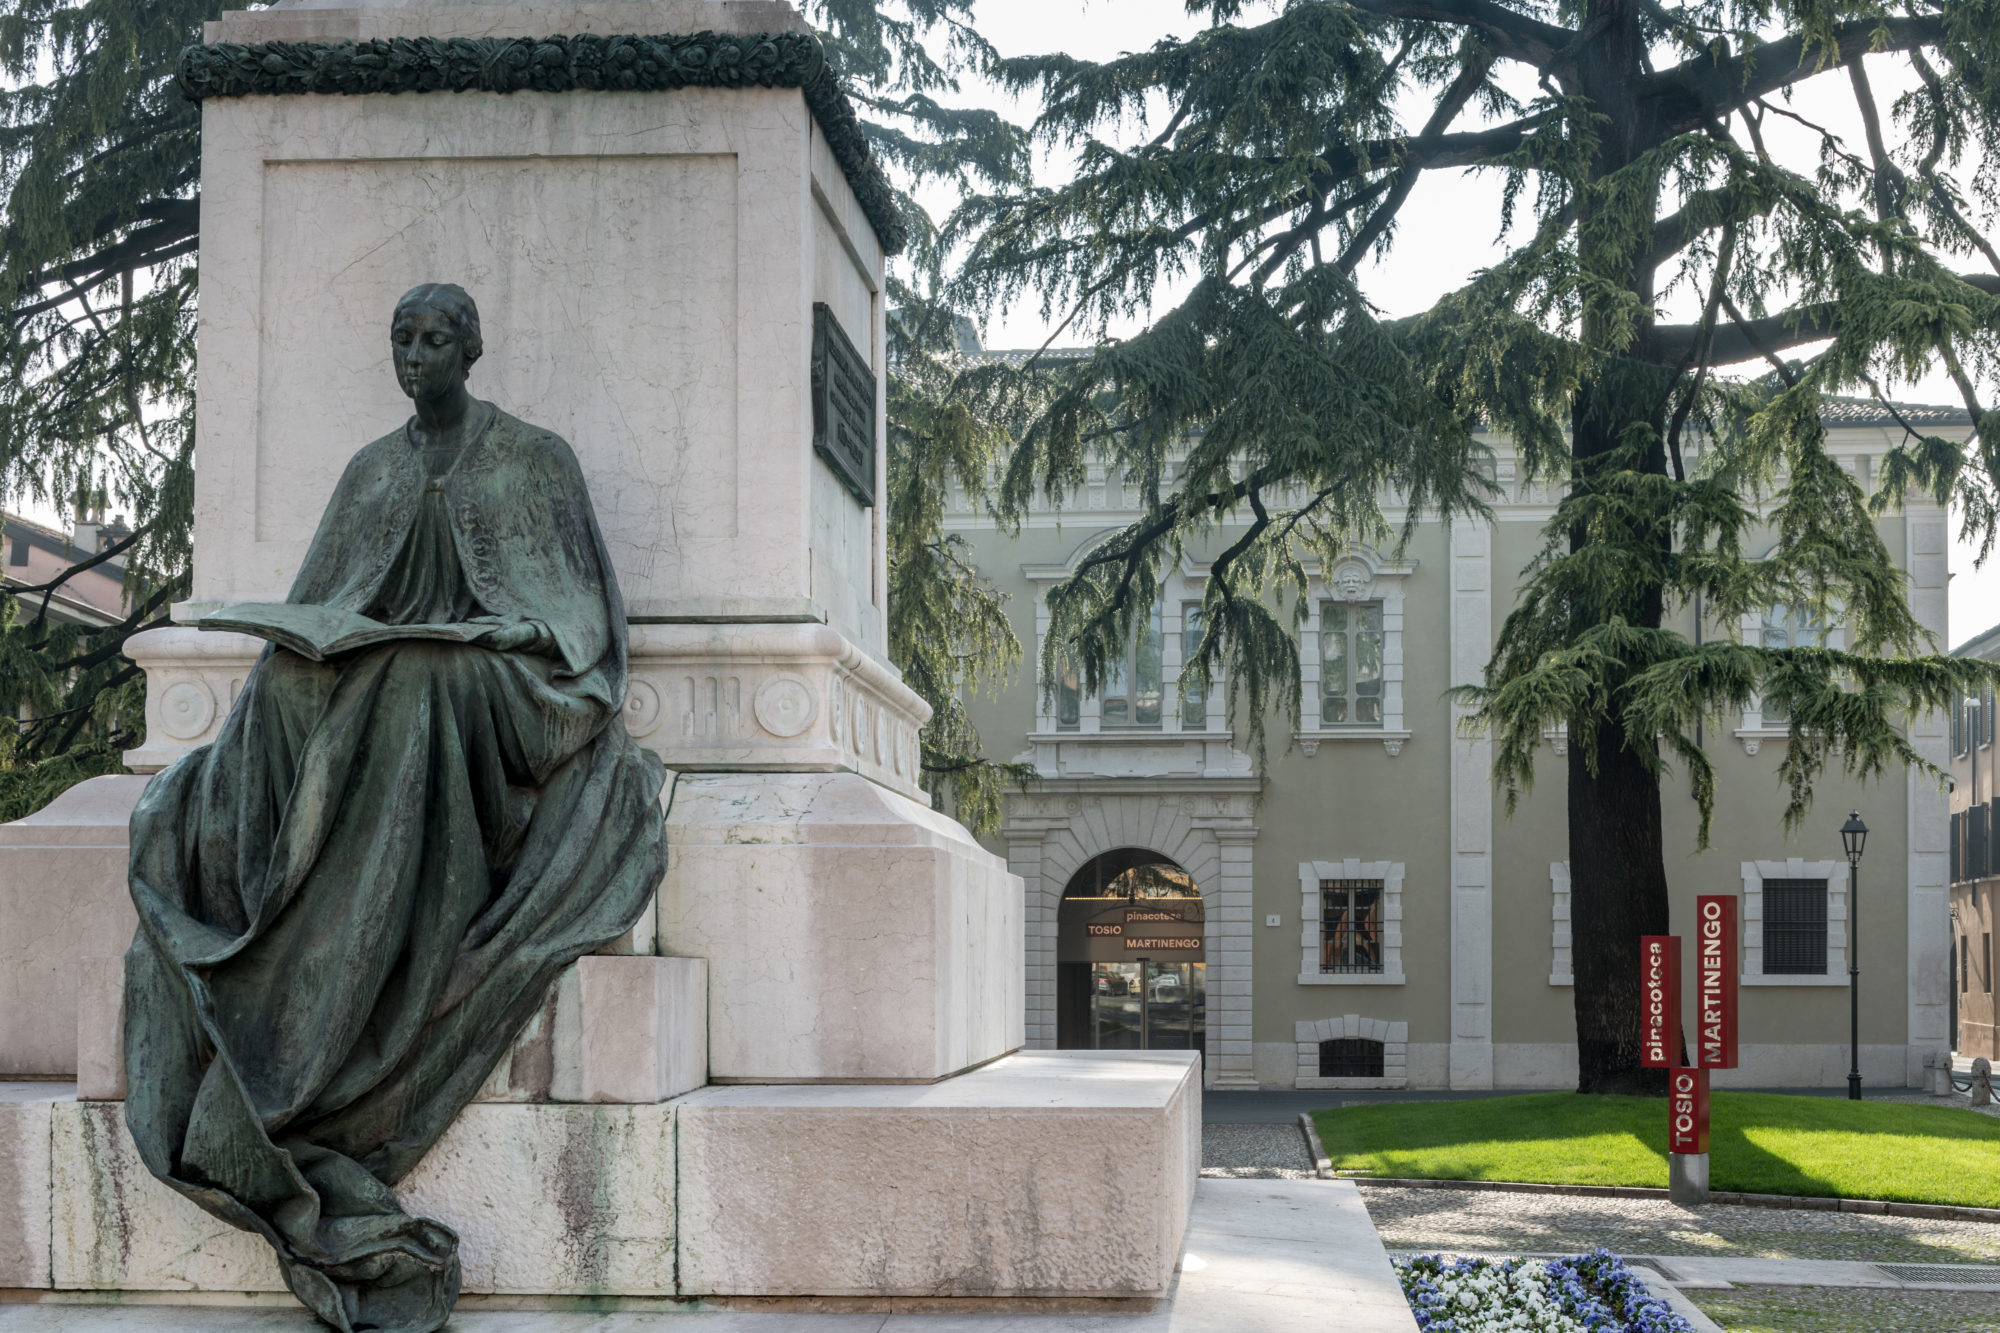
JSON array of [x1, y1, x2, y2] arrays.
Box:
[[811, 302, 876, 507]]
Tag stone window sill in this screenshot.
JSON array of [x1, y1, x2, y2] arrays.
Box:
[[1296, 729, 1411, 758], [1297, 971, 1406, 986], [1733, 727, 1791, 755], [1742, 973, 1847, 987], [1293, 1076, 1408, 1090]]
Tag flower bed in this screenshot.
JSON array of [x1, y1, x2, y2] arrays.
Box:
[[1396, 1249, 1693, 1332]]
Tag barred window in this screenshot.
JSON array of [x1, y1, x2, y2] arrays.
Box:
[[1320, 879, 1384, 974], [1319, 1037, 1385, 1078], [1319, 601, 1384, 726], [1762, 878, 1828, 975]]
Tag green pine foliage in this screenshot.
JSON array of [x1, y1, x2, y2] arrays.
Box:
[[955, 0, 2000, 1088], [0, 1, 207, 786]]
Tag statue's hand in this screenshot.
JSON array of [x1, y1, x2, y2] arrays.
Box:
[[469, 615, 550, 653]]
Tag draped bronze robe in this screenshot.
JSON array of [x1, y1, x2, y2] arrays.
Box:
[[125, 408, 668, 1333]]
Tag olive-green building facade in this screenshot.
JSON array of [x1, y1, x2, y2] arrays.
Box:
[[950, 394, 1967, 1091]]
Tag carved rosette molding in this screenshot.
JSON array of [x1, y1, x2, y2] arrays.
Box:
[[123, 627, 264, 773], [624, 622, 929, 802], [175, 31, 906, 255], [125, 623, 931, 802]]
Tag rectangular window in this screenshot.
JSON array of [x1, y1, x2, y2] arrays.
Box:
[[1320, 879, 1384, 974], [6, 537, 26, 567], [1101, 599, 1163, 728], [1986, 685, 1995, 748], [1761, 605, 1824, 725], [1762, 878, 1829, 975], [1964, 935, 1972, 993], [1051, 648, 1081, 731], [1955, 699, 1966, 757], [1180, 602, 1206, 729], [1319, 1038, 1385, 1078], [1320, 601, 1384, 726]]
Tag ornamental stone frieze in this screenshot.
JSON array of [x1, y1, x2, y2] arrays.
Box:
[[126, 621, 932, 804]]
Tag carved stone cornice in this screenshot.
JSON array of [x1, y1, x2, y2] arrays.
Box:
[[175, 30, 906, 254], [124, 622, 932, 802]]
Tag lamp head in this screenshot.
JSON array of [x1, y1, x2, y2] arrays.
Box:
[[1841, 810, 1868, 864]]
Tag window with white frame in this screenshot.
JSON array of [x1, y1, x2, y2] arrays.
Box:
[[1181, 601, 1209, 729], [1758, 604, 1824, 725], [1297, 552, 1415, 756], [1320, 601, 1385, 726], [1741, 859, 1846, 984], [1298, 859, 1403, 984], [1028, 544, 1219, 738], [1100, 597, 1164, 728]]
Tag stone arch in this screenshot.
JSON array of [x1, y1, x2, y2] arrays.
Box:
[[1005, 783, 1258, 1088]]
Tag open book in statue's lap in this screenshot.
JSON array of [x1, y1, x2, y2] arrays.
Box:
[[125, 285, 667, 1333]]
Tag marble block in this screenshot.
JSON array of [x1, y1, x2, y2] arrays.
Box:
[[0, 1086, 59, 1288], [0, 776, 148, 1078], [553, 955, 707, 1104], [659, 771, 1023, 1083], [675, 1050, 1201, 1297], [42, 1098, 675, 1295], [481, 955, 707, 1104], [73, 959, 125, 1102], [182, 18, 888, 651]]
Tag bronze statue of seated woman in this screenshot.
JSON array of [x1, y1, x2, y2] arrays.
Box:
[[124, 283, 668, 1333]]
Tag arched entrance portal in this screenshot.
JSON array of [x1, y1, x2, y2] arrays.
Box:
[[1055, 849, 1205, 1055]]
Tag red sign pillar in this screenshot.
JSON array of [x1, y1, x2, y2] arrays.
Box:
[[1641, 935, 1680, 1068], [1694, 895, 1739, 1070], [1670, 1066, 1710, 1153]]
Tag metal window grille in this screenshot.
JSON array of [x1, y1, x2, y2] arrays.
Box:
[[1320, 879, 1384, 974], [1319, 1038, 1385, 1078], [1762, 878, 1828, 975]]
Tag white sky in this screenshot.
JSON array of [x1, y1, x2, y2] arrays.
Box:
[[949, 0, 2000, 646]]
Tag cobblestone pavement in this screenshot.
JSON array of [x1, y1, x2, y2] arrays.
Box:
[[1687, 1284, 2000, 1332], [1362, 1185, 2000, 1264], [1197, 1122, 1314, 1178]]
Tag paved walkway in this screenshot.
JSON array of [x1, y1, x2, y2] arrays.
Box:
[[0, 1181, 1416, 1333]]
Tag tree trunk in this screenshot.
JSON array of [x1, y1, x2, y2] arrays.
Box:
[[1561, 0, 1677, 1096], [1568, 728, 1673, 1094]]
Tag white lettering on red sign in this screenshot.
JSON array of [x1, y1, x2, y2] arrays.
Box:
[[1699, 901, 1723, 1063], [1644, 941, 1669, 1065]]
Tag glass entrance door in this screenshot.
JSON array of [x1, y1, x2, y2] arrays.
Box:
[[1086, 961, 1205, 1051]]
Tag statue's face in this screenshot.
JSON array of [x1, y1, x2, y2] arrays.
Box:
[[390, 303, 468, 402]]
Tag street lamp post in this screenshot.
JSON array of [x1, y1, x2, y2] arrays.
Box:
[[1842, 811, 1869, 1101]]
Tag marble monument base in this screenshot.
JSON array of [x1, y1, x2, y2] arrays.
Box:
[[1, 1051, 1199, 1300]]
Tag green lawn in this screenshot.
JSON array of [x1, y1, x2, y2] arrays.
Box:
[[1312, 1092, 2000, 1208]]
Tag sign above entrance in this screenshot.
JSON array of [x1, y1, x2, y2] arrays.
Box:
[[1123, 937, 1202, 952]]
